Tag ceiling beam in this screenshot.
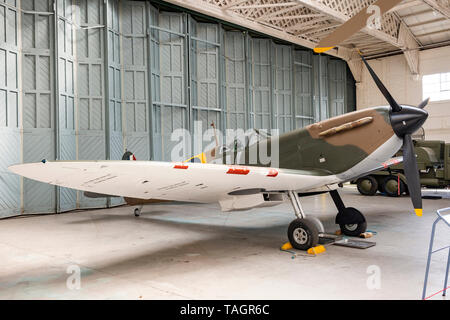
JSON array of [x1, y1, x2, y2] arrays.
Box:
[[264, 14, 324, 22], [422, 0, 450, 20], [161, 0, 345, 58], [255, 4, 307, 21], [232, 2, 299, 11], [388, 0, 424, 13], [398, 22, 420, 74], [295, 0, 421, 74], [295, 0, 400, 46], [221, 0, 249, 10]]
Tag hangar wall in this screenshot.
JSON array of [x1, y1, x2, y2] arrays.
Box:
[[357, 46, 450, 142], [0, 0, 355, 217]]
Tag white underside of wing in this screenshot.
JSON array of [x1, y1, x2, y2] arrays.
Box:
[[8, 161, 335, 203]]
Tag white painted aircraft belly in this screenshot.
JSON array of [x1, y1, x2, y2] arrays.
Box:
[[8, 161, 335, 204]]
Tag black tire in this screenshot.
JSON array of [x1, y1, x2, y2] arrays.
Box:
[[381, 176, 406, 197], [287, 218, 319, 250], [134, 208, 141, 217], [356, 176, 378, 196], [340, 221, 367, 237], [337, 207, 367, 237]]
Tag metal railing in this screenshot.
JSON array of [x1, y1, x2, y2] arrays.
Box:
[[422, 207, 450, 300]]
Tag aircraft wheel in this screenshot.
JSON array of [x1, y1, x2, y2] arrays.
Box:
[[356, 176, 378, 196], [340, 221, 367, 237], [381, 176, 405, 197], [287, 218, 319, 251], [338, 207, 367, 237], [134, 207, 141, 217]]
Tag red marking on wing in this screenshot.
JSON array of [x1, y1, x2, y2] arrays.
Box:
[[173, 164, 188, 169], [227, 166, 250, 175], [382, 159, 400, 168], [267, 169, 278, 177]]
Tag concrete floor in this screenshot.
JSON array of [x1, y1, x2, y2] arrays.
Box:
[[0, 186, 449, 300]]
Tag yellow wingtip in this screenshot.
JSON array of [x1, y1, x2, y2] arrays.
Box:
[[415, 208, 423, 217], [314, 47, 334, 53]]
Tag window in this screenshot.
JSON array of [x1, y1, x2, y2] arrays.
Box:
[[422, 72, 450, 102]]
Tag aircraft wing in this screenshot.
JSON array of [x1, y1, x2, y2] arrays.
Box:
[[8, 161, 335, 205], [349, 156, 403, 182]]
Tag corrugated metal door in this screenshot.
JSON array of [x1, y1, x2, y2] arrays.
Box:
[[22, 0, 55, 213], [150, 10, 188, 161], [328, 58, 345, 118], [249, 38, 271, 130], [272, 44, 292, 133], [76, 0, 106, 209], [0, 0, 20, 217], [122, 1, 149, 161], [107, 0, 123, 163], [190, 19, 221, 155], [224, 31, 246, 131], [294, 50, 314, 128], [57, 0, 76, 211]]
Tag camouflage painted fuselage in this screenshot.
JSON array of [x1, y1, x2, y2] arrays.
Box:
[[234, 106, 397, 175]]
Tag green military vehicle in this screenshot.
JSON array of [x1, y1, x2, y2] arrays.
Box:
[[355, 139, 450, 197]]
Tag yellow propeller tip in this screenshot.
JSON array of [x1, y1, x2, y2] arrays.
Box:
[[314, 47, 334, 53], [415, 208, 423, 217]]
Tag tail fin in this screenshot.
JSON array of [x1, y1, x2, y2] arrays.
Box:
[[122, 150, 136, 160]]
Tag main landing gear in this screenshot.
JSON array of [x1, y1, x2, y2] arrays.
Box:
[[329, 190, 367, 237], [286, 190, 367, 250], [286, 191, 324, 250]]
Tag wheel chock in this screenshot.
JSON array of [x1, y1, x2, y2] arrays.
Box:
[[307, 245, 326, 255], [359, 232, 373, 239], [281, 242, 293, 251]]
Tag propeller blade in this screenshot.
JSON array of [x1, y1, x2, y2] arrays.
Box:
[[402, 134, 423, 216], [417, 97, 430, 109], [360, 54, 402, 112], [314, 0, 404, 53]]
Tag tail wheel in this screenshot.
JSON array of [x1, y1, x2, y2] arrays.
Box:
[[356, 176, 378, 196], [122, 151, 136, 161], [287, 218, 319, 251], [381, 176, 406, 197]]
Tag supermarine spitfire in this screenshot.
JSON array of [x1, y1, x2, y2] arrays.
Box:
[[9, 54, 429, 250]]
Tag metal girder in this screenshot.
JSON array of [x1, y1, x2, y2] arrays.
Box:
[[423, 0, 450, 20], [388, 0, 424, 13], [162, 0, 423, 78], [295, 0, 398, 44], [398, 22, 420, 75], [255, 4, 309, 21], [295, 0, 420, 74], [221, 0, 250, 10], [162, 0, 346, 59], [339, 47, 363, 83]]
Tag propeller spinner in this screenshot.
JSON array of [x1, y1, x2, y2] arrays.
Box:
[[359, 53, 428, 216]]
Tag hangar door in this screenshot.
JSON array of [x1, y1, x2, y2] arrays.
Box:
[[0, 1, 355, 218]]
